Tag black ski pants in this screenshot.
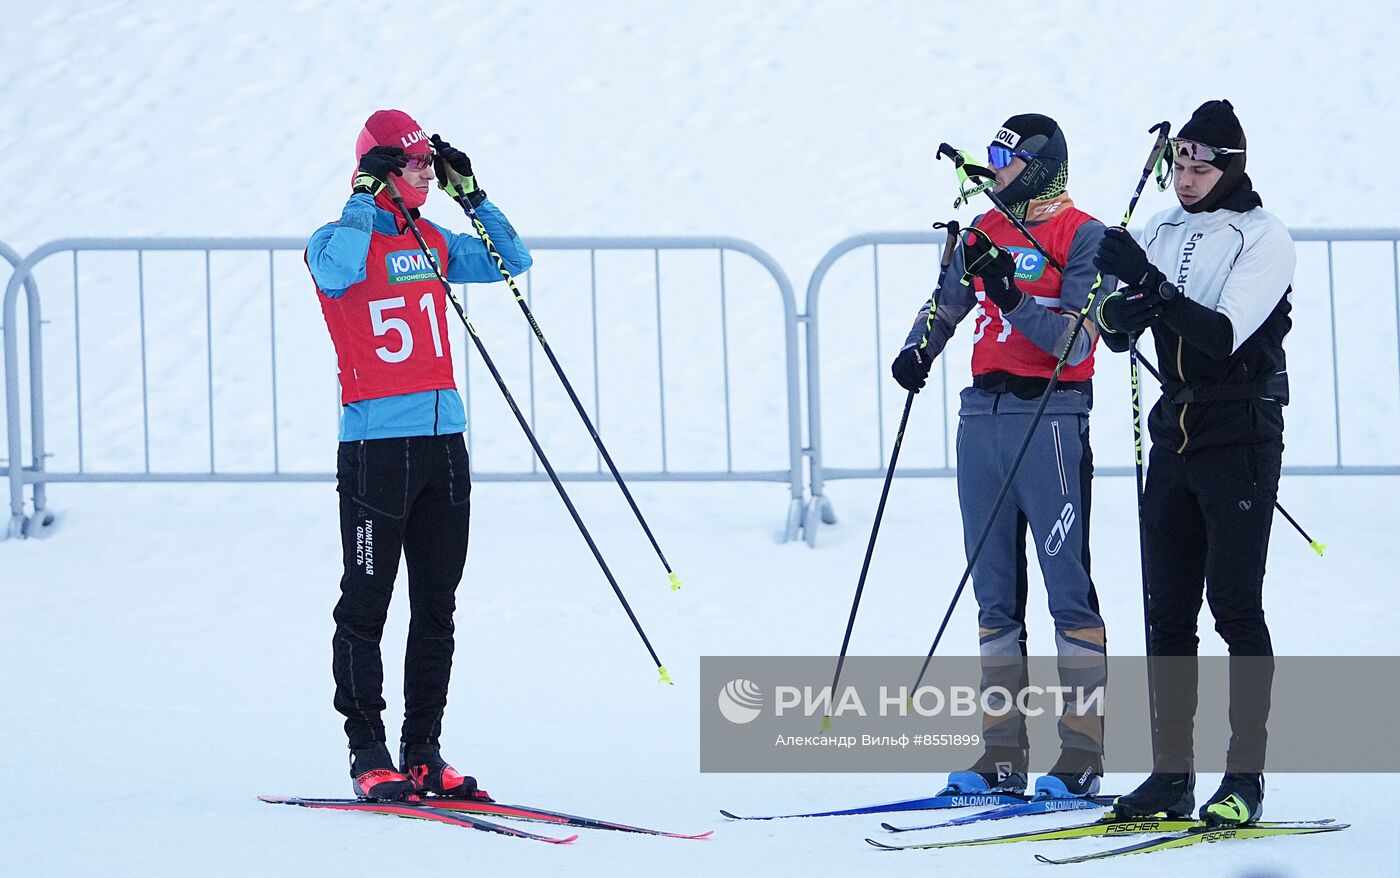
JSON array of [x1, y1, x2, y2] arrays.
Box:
[[332, 434, 471, 750], [1142, 438, 1281, 772]]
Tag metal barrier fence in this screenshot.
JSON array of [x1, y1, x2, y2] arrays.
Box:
[[3, 236, 804, 541], [1, 239, 55, 538], [801, 228, 1400, 545], [7, 228, 1398, 546]]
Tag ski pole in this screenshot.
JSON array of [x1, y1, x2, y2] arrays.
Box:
[[821, 221, 961, 731], [383, 179, 674, 684], [433, 158, 683, 593], [1130, 344, 1325, 555], [909, 127, 1173, 696]]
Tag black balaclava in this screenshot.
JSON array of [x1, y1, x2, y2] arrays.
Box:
[[991, 113, 1069, 216], [1176, 99, 1260, 213]]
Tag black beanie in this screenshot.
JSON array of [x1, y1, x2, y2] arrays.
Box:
[[991, 113, 1068, 208], [1177, 99, 1246, 170], [1177, 99, 1253, 213]]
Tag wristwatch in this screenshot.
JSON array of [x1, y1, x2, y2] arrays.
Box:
[[1157, 279, 1179, 301]]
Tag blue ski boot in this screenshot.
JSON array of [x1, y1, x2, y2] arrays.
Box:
[[939, 746, 1028, 795], [1033, 748, 1103, 798]]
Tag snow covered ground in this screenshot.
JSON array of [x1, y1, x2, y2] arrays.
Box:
[[4, 1, 1400, 876], [5, 476, 1396, 876]]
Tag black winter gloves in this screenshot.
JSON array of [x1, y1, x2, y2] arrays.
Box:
[[1094, 227, 1164, 291], [963, 230, 1024, 313], [353, 146, 408, 195], [430, 134, 487, 207], [1096, 288, 1166, 335], [1092, 227, 1177, 335], [891, 346, 933, 393], [430, 134, 473, 178]]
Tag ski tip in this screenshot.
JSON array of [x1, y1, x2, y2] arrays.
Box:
[[718, 810, 744, 820], [258, 795, 292, 804], [1034, 854, 1058, 864], [878, 822, 902, 832], [552, 833, 581, 844], [865, 837, 897, 850], [668, 572, 683, 591], [682, 830, 717, 839]]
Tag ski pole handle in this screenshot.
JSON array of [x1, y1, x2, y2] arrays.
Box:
[[933, 219, 961, 270]]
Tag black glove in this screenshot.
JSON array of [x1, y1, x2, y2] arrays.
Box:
[[429, 134, 473, 178], [1093, 227, 1163, 290], [963, 230, 1023, 312], [429, 134, 486, 206], [891, 346, 934, 393], [1096, 288, 1165, 335], [353, 146, 408, 195]]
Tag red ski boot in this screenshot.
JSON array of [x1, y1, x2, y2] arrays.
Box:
[[350, 743, 419, 801], [400, 743, 492, 802]]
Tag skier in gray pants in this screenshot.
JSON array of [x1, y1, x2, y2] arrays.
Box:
[[890, 114, 1114, 798]]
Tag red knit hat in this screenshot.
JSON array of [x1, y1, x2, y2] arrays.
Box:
[[355, 109, 430, 160], [353, 109, 431, 209]]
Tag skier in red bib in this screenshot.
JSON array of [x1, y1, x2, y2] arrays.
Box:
[[306, 109, 532, 801], [891, 114, 1116, 799]]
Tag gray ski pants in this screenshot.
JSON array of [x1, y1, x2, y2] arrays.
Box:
[[955, 407, 1105, 754]]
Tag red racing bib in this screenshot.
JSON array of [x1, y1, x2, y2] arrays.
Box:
[[315, 224, 458, 404], [968, 201, 1098, 382]]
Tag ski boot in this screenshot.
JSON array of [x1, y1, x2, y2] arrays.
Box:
[[1200, 772, 1264, 826], [1112, 757, 1196, 818], [939, 745, 1028, 795], [350, 743, 419, 801], [400, 742, 492, 802], [1033, 748, 1103, 799]]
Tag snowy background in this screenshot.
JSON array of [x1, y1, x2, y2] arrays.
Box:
[[3, 1, 1399, 876]]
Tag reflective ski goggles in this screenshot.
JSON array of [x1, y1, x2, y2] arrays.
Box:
[[402, 152, 434, 170], [1170, 138, 1245, 162], [987, 144, 1037, 170]]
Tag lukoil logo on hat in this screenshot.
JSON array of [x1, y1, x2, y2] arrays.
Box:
[[718, 679, 764, 724], [357, 108, 431, 158]]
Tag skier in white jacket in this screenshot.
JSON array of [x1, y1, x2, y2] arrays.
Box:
[[1092, 99, 1295, 827]]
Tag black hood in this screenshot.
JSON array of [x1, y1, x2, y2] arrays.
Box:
[[1186, 170, 1263, 214]]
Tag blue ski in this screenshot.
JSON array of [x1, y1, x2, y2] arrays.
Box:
[[880, 794, 1116, 832], [720, 792, 1028, 821]]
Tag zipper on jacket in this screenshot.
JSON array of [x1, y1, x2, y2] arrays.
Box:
[[1175, 336, 1190, 453], [434, 389, 440, 435]]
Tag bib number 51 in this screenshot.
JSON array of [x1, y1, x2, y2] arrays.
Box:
[[369, 294, 446, 363]]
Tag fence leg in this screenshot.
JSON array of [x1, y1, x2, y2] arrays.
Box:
[[22, 505, 57, 538], [800, 493, 837, 547], [784, 497, 803, 543]]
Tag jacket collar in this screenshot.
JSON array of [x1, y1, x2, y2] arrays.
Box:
[[370, 201, 422, 235], [1025, 193, 1075, 224]]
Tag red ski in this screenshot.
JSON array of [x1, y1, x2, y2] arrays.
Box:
[[258, 795, 578, 844]]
